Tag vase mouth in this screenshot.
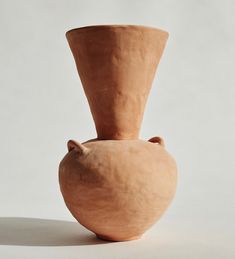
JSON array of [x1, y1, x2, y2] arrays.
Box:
[[66, 24, 169, 37]]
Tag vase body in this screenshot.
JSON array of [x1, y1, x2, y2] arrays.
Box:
[[59, 25, 177, 241]]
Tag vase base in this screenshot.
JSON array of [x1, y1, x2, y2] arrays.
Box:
[[96, 234, 142, 242]]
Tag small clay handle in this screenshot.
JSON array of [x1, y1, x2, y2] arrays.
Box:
[[67, 140, 89, 154], [148, 136, 165, 147]]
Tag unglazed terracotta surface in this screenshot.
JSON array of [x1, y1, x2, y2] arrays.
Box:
[[59, 138, 177, 241], [59, 25, 177, 242], [66, 25, 168, 140]]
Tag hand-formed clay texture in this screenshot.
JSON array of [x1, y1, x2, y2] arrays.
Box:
[[59, 25, 177, 242], [66, 25, 168, 140], [59, 139, 177, 241]]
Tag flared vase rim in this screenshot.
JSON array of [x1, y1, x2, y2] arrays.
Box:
[[66, 24, 169, 37]]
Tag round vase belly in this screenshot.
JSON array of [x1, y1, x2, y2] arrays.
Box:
[[59, 138, 177, 241]]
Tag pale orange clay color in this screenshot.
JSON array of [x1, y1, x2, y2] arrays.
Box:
[[59, 25, 177, 242], [66, 25, 169, 140], [59, 138, 177, 241]]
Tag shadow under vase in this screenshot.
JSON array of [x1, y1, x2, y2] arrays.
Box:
[[0, 217, 110, 246]]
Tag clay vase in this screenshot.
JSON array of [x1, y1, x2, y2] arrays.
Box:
[[59, 25, 177, 241]]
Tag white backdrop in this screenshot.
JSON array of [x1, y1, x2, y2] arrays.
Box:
[[0, 0, 234, 258]]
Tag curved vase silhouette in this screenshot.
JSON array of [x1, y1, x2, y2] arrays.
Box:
[[59, 25, 177, 242]]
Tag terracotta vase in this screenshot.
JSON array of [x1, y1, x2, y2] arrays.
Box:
[[59, 25, 177, 241]]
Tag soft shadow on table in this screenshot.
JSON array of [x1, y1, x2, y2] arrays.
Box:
[[0, 217, 110, 246]]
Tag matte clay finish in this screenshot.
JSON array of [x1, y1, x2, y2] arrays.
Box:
[[66, 25, 169, 140], [59, 138, 177, 241], [59, 25, 177, 241]]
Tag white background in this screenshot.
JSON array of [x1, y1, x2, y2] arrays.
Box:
[[0, 0, 234, 258]]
